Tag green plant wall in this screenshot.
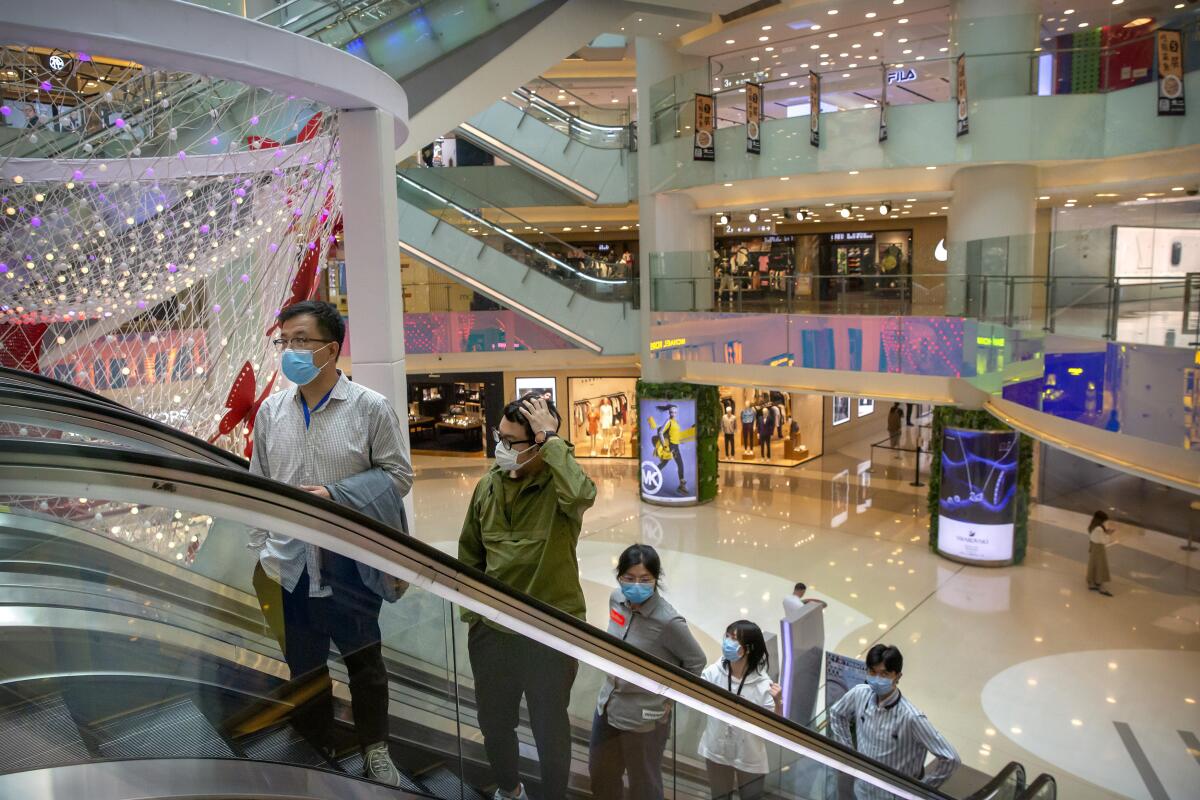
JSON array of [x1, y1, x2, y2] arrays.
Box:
[[636, 381, 720, 503], [926, 406, 1034, 565]]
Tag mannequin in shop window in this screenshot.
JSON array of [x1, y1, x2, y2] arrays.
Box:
[[721, 407, 738, 458], [587, 404, 602, 455], [757, 403, 774, 459], [740, 403, 756, 457], [599, 397, 614, 455]]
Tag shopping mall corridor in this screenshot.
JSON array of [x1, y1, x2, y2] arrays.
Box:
[[411, 433, 1200, 800]]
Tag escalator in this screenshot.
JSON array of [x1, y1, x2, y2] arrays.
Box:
[[395, 171, 637, 355], [0, 369, 1044, 800], [455, 84, 633, 205]]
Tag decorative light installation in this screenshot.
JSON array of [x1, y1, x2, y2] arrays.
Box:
[[0, 47, 343, 458]]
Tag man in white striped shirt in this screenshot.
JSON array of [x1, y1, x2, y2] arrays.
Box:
[[829, 644, 959, 799], [249, 301, 412, 787]]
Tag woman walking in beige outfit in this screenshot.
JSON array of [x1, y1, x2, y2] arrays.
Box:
[[1086, 511, 1116, 597]]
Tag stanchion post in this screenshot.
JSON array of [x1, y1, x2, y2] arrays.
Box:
[[910, 444, 925, 487]]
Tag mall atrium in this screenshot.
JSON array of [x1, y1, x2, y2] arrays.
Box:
[[0, 0, 1197, 799]]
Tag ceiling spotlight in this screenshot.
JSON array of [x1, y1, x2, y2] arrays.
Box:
[[838, 206, 852, 219], [748, 212, 759, 223], [878, 201, 892, 215], [717, 212, 729, 225]]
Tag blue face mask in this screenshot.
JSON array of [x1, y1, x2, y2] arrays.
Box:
[[281, 345, 329, 386], [620, 581, 654, 605], [866, 675, 895, 697], [722, 638, 743, 662]]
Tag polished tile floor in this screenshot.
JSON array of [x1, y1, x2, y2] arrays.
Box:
[[410, 432, 1200, 800]]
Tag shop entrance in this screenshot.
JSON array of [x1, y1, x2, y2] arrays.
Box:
[[816, 230, 913, 313], [718, 387, 823, 467], [407, 372, 503, 457]]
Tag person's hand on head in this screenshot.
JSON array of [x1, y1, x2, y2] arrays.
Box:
[[519, 396, 558, 439]]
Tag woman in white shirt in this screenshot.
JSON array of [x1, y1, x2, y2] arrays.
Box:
[[1087, 510, 1116, 597], [698, 621, 782, 799]]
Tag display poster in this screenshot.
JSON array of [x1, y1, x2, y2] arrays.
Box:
[[956, 53, 969, 136], [937, 427, 1019, 564], [1156, 29, 1185, 116], [858, 397, 874, 417], [831, 395, 851, 426], [808, 71, 821, 147], [824, 651, 868, 712], [694, 93, 715, 161], [878, 67, 889, 143], [640, 399, 698, 504], [514, 377, 556, 405], [745, 82, 762, 154]]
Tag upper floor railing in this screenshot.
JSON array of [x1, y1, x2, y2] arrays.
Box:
[[496, 81, 632, 150]]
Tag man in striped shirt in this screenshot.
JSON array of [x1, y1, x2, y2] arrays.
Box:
[[249, 300, 412, 787], [829, 644, 960, 799]]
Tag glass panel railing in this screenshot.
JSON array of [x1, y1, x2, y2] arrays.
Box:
[[396, 170, 637, 304], [250, 0, 420, 48], [966, 762, 1026, 800], [0, 435, 980, 799], [499, 85, 630, 150], [522, 78, 631, 128]]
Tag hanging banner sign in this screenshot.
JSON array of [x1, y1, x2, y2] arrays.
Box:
[[1156, 29, 1185, 116], [808, 71, 820, 147], [955, 53, 969, 137], [693, 93, 715, 161], [745, 82, 762, 154], [879, 67, 889, 143]]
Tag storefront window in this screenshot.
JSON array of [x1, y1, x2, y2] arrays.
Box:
[[718, 387, 823, 467], [408, 373, 502, 456], [568, 377, 637, 458]]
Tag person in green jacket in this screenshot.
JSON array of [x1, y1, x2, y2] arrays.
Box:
[[459, 393, 597, 800]]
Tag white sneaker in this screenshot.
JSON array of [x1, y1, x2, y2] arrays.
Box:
[[493, 785, 529, 800], [364, 742, 402, 787]]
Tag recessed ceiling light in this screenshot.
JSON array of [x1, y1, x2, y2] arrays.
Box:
[[842, 72, 850, 77], [1174, 2, 1184, 8], [893, 0, 904, 4], [906, 198, 917, 201], [789, 80, 798, 85], [811, 24, 822, 30], [1078, 22, 1089, 28], [898, 17, 908, 23], [1171, 186, 1186, 191], [902, 49, 912, 54], [762, 24, 772, 30], [811, 43, 821, 49], [1112, 0, 1123, 4], [765, 46, 775, 51], [898, 37, 908, 43], [828, 32, 839, 38], [725, 39, 735, 44], [759, 35, 770, 41], [915, 55, 925, 60], [852, 43, 862, 48], [828, 8, 839, 14], [723, 182, 733, 187], [840, 52, 849, 57], [925, 165, 937, 170], [1064, 8, 1074, 14], [849, 170, 860, 175], [866, 11, 877, 18], [780, 176, 790, 181], [1125, 17, 1152, 26], [1057, 27, 1065, 32], [1038, 195, 1050, 200], [1095, 192, 1119, 197], [873, 30, 884, 36], [939, 46, 948, 52], [750, 56, 760, 61]]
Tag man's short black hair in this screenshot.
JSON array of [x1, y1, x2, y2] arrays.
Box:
[[502, 392, 561, 441], [865, 644, 903, 674], [278, 300, 345, 349], [794, 582, 807, 594]]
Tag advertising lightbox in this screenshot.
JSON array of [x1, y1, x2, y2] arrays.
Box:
[[937, 428, 1019, 565], [640, 399, 698, 505]]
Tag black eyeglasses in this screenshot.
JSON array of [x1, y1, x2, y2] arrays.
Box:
[[493, 429, 532, 448], [271, 337, 334, 352]]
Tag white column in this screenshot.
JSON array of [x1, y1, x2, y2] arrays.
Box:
[[339, 109, 410, 424], [950, 0, 1041, 100], [635, 37, 712, 375], [947, 164, 1038, 319]]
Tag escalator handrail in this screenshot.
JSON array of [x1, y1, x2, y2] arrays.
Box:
[[964, 761, 1025, 800], [1018, 774, 1057, 800], [512, 86, 628, 133], [0, 437, 956, 800], [396, 172, 632, 289], [0, 368, 247, 469]]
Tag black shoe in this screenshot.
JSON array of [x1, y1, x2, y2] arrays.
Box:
[[1088, 585, 1099, 592], [1098, 589, 1113, 597]]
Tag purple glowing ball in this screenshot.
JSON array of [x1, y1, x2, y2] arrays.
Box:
[[240, 273, 250, 283], [78, 52, 90, 62], [307, 241, 317, 251], [210, 137, 219, 146], [0, 264, 7, 273], [234, 187, 246, 197], [72, 169, 84, 180], [178, 151, 187, 161], [29, 217, 41, 228], [40, 81, 52, 91], [137, 300, 147, 309], [249, 115, 259, 125], [167, 263, 178, 273], [113, 118, 125, 128], [212, 304, 221, 313], [0, 106, 10, 117], [199, 224, 210, 234], [268, 243, 279, 253]]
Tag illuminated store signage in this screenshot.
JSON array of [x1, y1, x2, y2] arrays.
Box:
[[829, 232, 874, 241], [649, 338, 687, 351], [937, 428, 1018, 564], [887, 68, 917, 85]]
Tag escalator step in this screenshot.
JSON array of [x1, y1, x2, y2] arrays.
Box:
[[416, 765, 490, 800], [338, 749, 427, 793], [0, 692, 90, 771], [239, 724, 327, 768], [93, 696, 234, 759]]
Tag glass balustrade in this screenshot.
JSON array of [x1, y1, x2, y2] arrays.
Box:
[[0, 381, 1013, 799]]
